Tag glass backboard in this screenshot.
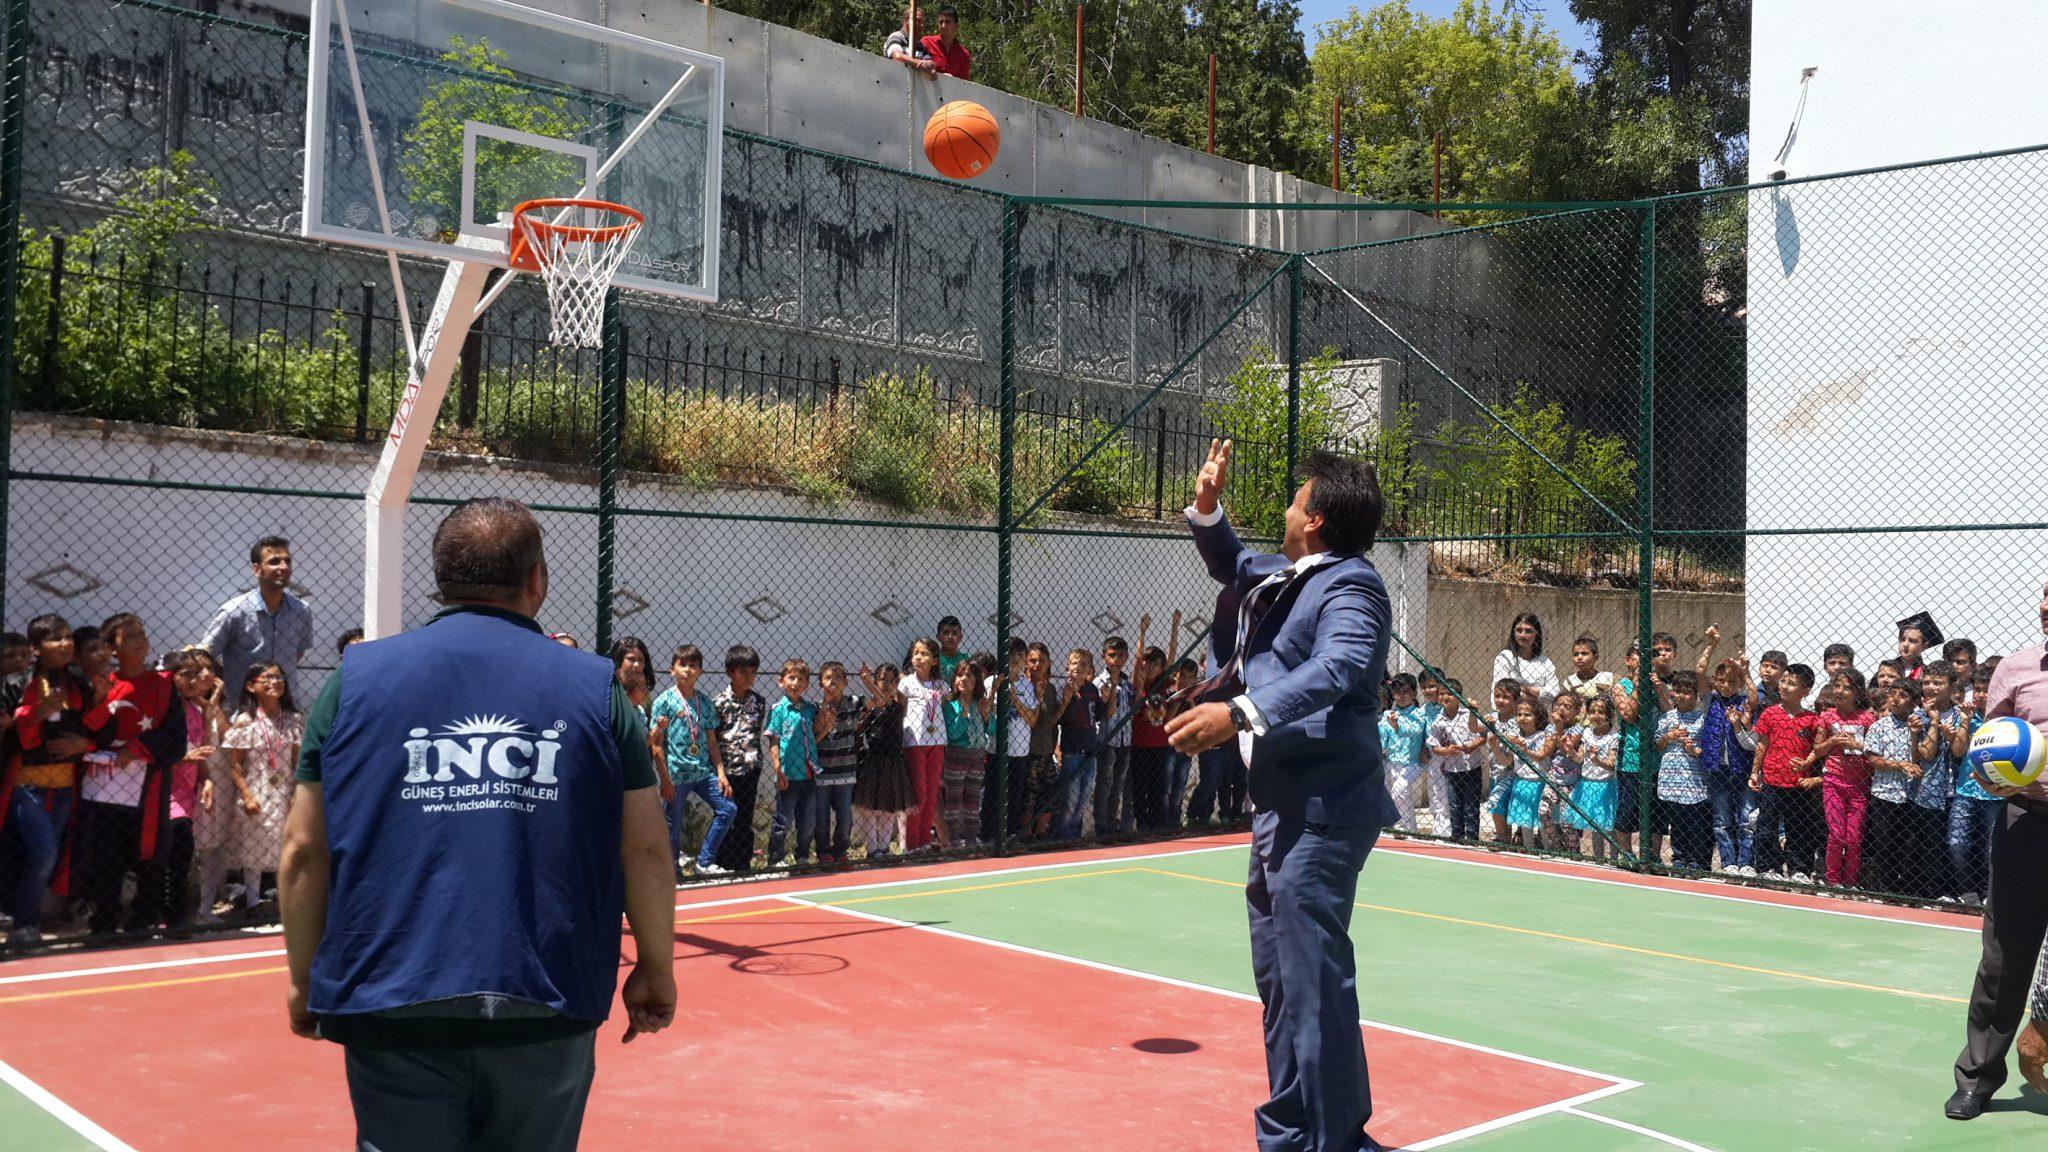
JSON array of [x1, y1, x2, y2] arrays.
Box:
[[303, 0, 723, 302]]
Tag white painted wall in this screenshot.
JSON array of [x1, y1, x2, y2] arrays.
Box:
[[1744, 1, 2048, 665], [6, 417, 1430, 697]]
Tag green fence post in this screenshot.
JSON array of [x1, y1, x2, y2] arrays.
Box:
[[1286, 255, 1303, 493], [1634, 201, 1658, 863], [993, 199, 1020, 855], [595, 291, 622, 654], [0, 0, 31, 631]]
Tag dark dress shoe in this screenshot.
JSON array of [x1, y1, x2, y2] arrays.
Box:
[[1944, 1089, 1989, 1120]]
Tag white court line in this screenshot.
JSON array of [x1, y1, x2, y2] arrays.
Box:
[[785, 895, 1637, 1089], [1403, 1082, 1636, 1151], [1380, 842, 1980, 934], [0, 948, 287, 987], [1563, 1106, 1719, 1152], [672, 840, 1248, 913], [0, 1055, 136, 1152]]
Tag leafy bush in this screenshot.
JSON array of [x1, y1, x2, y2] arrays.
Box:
[[845, 370, 942, 509], [1048, 417, 1146, 517], [1205, 345, 1415, 539], [15, 152, 371, 438]]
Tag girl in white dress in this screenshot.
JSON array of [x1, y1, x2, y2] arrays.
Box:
[[220, 662, 302, 917]]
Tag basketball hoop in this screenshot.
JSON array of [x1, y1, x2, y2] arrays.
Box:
[[508, 198, 645, 348]]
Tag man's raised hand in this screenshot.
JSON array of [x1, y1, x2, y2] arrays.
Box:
[[1193, 439, 1233, 516]]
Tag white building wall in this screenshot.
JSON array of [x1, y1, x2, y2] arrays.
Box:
[[1744, 0, 2048, 664]]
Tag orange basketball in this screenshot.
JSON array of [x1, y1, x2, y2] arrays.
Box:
[[923, 100, 1000, 180]]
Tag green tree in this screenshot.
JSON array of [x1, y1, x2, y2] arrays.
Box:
[[1307, 1, 1583, 202], [716, 1, 1315, 175], [400, 38, 591, 233]]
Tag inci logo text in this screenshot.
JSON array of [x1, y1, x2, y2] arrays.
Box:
[[403, 715, 563, 785]]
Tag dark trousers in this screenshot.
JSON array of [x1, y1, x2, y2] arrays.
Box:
[[1906, 802, 1949, 898], [1867, 798, 1912, 894], [133, 817, 194, 929], [1191, 743, 1246, 825], [1131, 746, 1170, 831], [767, 777, 817, 864], [345, 1030, 598, 1152], [75, 799, 142, 933], [1660, 798, 1713, 872], [815, 782, 855, 860], [1955, 803, 2048, 1097], [1247, 810, 1381, 1152], [1445, 771, 1483, 842], [712, 771, 760, 873], [1754, 785, 1821, 877]]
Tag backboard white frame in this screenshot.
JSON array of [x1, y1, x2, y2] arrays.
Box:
[[459, 121, 600, 242], [301, 0, 724, 304]]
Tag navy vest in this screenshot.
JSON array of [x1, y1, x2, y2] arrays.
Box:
[[309, 608, 624, 1022]]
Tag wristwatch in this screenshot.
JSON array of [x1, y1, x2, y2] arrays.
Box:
[[1226, 700, 1252, 732]]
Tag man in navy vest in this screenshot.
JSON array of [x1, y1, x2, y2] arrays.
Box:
[[1167, 440, 1398, 1152], [279, 497, 677, 1152]]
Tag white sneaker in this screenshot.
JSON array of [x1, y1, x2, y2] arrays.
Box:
[[1789, 872, 1812, 885], [1736, 865, 1756, 878], [696, 863, 730, 877]]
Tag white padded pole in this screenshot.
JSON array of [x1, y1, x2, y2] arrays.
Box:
[[362, 258, 492, 639]]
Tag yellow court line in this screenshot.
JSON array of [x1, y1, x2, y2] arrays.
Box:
[[0, 965, 290, 1007], [1131, 866, 1967, 1006], [0, 869, 1144, 1006], [676, 903, 814, 926], [829, 866, 1140, 907]]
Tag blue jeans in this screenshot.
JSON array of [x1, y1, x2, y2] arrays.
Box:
[[7, 786, 73, 928], [814, 782, 854, 859], [1055, 751, 1096, 840], [1247, 810, 1381, 1150], [1165, 752, 1192, 827], [1708, 774, 1753, 869], [767, 777, 817, 864], [1947, 794, 2003, 897], [665, 777, 738, 869]]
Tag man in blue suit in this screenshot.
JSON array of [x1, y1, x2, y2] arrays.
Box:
[[1166, 439, 1399, 1152]]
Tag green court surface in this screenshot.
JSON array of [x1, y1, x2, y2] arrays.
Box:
[[3, 839, 2042, 1151], [781, 842, 2042, 1150]]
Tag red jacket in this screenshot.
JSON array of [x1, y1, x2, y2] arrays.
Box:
[[920, 34, 972, 79]]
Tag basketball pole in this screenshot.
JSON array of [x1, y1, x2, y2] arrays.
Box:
[[363, 256, 490, 640]]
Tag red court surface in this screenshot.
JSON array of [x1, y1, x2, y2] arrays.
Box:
[[0, 892, 1620, 1151]]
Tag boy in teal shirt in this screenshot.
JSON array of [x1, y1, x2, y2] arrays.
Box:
[[651, 644, 736, 877], [765, 658, 822, 867], [1379, 672, 1428, 832]]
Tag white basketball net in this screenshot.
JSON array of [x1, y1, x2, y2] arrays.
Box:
[[515, 205, 643, 349]]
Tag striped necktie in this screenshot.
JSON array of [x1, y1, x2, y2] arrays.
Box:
[[1184, 557, 1335, 703]]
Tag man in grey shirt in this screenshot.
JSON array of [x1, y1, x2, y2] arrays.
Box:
[[201, 535, 313, 702], [883, 5, 937, 75]]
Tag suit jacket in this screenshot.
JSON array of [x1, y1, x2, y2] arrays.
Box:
[[1193, 513, 1399, 829]]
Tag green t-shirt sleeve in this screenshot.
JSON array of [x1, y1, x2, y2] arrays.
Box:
[[611, 683, 657, 790], [295, 669, 345, 783]]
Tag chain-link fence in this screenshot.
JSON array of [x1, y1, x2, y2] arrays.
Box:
[[3, 0, 2042, 955]]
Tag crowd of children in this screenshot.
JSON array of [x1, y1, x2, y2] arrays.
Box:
[[621, 611, 1259, 878], [0, 612, 316, 948], [1, 597, 2015, 952], [1383, 613, 2006, 904]]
